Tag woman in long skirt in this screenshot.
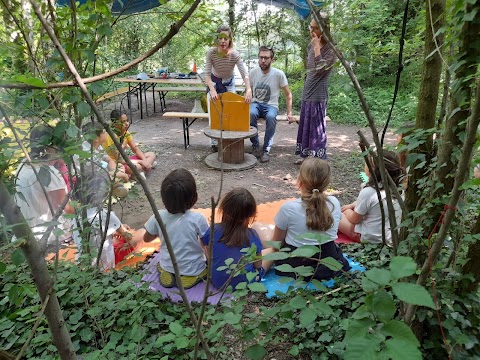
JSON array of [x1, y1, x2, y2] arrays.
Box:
[[295, 13, 336, 164]]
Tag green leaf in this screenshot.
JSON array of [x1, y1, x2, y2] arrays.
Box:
[[0, 262, 6, 274], [320, 257, 343, 271], [371, 290, 395, 323], [362, 276, 380, 292], [262, 252, 290, 261], [248, 282, 266, 292], [8, 284, 23, 305], [275, 264, 295, 273], [382, 320, 419, 346], [38, 166, 52, 187], [262, 240, 282, 249], [344, 335, 379, 360], [292, 265, 314, 277], [14, 75, 45, 88], [224, 312, 242, 325], [313, 301, 334, 315], [310, 279, 328, 291], [77, 101, 91, 117], [154, 333, 175, 346], [175, 336, 190, 349], [345, 318, 376, 341], [291, 245, 320, 257], [11, 249, 25, 266], [389, 256, 417, 279], [245, 344, 267, 359], [289, 295, 307, 309], [88, 82, 104, 95], [288, 345, 299, 356], [365, 268, 391, 286], [169, 322, 183, 335], [385, 339, 422, 360], [299, 307, 317, 327], [391, 283, 435, 309], [224, 257, 234, 266]]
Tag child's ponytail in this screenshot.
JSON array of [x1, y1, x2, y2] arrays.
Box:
[[298, 158, 333, 231]]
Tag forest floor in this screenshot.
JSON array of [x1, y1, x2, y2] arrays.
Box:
[[103, 94, 397, 229]]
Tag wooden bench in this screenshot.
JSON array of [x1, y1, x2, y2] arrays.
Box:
[[95, 87, 130, 103], [162, 112, 300, 150], [150, 86, 244, 112], [162, 111, 209, 149]]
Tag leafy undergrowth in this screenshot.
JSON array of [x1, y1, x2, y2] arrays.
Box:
[[1, 244, 478, 359]]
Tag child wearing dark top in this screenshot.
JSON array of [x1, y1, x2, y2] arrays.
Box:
[[201, 188, 272, 290]]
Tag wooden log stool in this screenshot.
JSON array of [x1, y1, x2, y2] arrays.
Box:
[[204, 127, 258, 171]]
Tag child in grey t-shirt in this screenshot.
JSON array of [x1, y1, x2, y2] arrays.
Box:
[[143, 169, 209, 289]]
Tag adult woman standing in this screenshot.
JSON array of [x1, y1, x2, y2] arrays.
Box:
[[204, 24, 252, 151], [294, 13, 336, 164]]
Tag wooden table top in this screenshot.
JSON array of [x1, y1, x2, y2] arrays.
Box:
[[114, 77, 245, 87], [204, 127, 257, 140]]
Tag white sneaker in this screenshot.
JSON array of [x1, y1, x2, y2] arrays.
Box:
[[151, 161, 158, 169]]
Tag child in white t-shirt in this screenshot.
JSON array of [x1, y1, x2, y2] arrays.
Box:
[[143, 169, 208, 289], [339, 151, 405, 245], [74, 174, 140, 270]]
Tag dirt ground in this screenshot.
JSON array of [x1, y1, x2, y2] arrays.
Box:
[[104, 95, 396, 230]]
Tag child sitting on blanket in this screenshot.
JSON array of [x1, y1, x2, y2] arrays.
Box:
[[103, 109, 156, 180], [82, 122, 129, 198], [74, 174, 141, 270], [143, 169, 209, 289], [339, 150, 405, 245], [270, 158, 351, 281], [201, 188, 273, 290]]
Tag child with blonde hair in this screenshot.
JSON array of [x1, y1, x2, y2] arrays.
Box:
[[143, 169, 208, 289], [201, 188, 272, 290], [271, 158, 351, 280]]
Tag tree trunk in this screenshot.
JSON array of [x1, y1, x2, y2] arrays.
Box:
[[403, 0, 445, 216], [227, 0, 235, 30], [0, 180, 77, 360], [435, 0, 480, 195]]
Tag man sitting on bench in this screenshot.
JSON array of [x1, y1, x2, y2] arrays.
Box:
[[249, 46, 295, 163]]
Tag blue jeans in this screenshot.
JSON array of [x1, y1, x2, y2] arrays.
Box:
[[250, 102, 278, 153]]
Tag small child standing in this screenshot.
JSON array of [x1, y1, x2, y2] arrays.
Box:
[[143, 169, 209, 289], [339, 151, 405, 245], [271, 158, 351, 280], [201, 188, 272, 290]]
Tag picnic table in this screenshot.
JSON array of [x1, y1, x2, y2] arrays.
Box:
[[113, 76, 245, 119]]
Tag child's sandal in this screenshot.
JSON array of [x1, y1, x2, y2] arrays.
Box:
[[157, 264, 175, 288], [179, 268, 208, 289]]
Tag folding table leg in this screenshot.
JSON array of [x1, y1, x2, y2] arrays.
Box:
[[182, 118, 188, 149]]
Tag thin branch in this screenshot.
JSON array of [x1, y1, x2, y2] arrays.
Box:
[[26, 0, 212, 356], [2, 0, 202, 90], [15, 291, 52, 360], [405, 81, 480, 324]]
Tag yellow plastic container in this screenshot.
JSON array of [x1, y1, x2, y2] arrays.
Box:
[[210, 92, 250, 131]]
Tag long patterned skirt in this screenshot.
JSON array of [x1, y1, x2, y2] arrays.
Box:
[[295, 100, 327, 159]]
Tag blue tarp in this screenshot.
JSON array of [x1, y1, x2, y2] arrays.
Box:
[[56, 0, 167, 15], [255, 0, 323, 19]]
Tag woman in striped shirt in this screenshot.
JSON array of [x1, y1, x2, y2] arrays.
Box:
[[205, 24, 252, 150]]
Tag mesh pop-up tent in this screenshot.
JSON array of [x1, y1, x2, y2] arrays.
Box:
[[254, 0, 323, 19], [56, 0, 169, 15]]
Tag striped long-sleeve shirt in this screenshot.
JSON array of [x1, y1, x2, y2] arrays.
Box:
[[205, 47, 248, 81], [302, 43, 336, 102]]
